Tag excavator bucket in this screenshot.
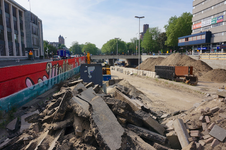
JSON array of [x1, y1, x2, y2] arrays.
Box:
[[185, 76, 198, 86]]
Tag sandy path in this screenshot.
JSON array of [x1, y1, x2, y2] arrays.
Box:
[[111, 70, 205, 113]]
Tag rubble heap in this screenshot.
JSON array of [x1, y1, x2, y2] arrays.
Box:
[[0, 79, 173, 150]]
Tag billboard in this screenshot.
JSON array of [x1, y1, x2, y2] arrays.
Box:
[[193, 22, 202, 29], [217, 15, 223, 23], [211, 17, 217, 24], [202, 19, 211, 27]]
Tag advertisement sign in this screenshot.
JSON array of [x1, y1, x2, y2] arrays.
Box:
[[202, 19, 211, 27], [211, 17, 217, 24], [193, 22, 201, 29], [217, 15, 223, 23], [197, 47, 209, 50]]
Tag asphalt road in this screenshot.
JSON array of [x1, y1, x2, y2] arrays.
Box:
[[0, 59, 52, 68]]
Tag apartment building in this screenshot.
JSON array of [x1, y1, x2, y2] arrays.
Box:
[[178, 0, 226, 53], [0, 0, 43, 60]]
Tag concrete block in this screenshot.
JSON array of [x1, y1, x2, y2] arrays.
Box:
[[205, 116, 210, 123], [202, 134, 211, 140], [209, 124, 226, 141], [210, 106, 219, 113], [200, 109, 205, 114], [136, 110, 165, 135], [127, 124, 166, 145], [166, 131, 181, 149], [211, 139, 220, 148], [173, 119, 190, 148], [77, 87, 96, 102], [20, 110, 39, 133], [208, 122, 215, 130], [90, 96, 124, 150], [6, 118, 18, 131], [115, 90, 140, 111], [72, 82, 87, 95]]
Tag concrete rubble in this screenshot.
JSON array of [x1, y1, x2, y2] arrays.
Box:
[[1, 77, 226, 150]]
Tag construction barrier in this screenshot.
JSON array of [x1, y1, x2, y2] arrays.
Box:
[[200, 53, 226, 60], [0, 57, 86, 111]]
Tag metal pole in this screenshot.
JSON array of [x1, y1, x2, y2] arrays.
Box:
[[138, 18, 140, 70], [117, 39, 118, 61]]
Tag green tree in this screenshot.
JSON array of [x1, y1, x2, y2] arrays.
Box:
[[164, 12, 192, 48], [101, 39, 126, 55], [48, 44, 57, 56], [58, 44, 66, 49], [156, 32, 167, 52], [82, 42, 98, 55], [141, 27, 161, 53], [70, 41, 82, 54]]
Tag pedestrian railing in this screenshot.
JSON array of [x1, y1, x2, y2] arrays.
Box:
[[200, 53, 226, 60]]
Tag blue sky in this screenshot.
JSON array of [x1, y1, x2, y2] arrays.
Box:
[[15, 0, 192, 49]]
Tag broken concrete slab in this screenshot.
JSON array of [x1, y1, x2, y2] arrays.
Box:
[[85, 82, 93, 88], [205, 116, 210, 123], [135, 110, 165, 135], [173, 119, 190, 148], [181, 142, 196, 150], [209, 124, 226, 141], [20, 110, 39, 133], [210, 106, 219, 113], [68, 79, 83, 87], [205, 137, 214, 144], [72, 82, 87, 96], [77, 87, 97, 102], [90, 96, 124, 150], [210, 139, 220, 148], [153, 143, 173, 150], [70, 96, 90, 118], [127, 124, 166, 145], [208, 122, 215, 130], [6, 118, 18, 131], [115, 90, 140, 111], [166, 131, 181, 149]]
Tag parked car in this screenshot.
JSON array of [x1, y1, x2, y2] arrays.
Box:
[[53, 55, 61, 61]]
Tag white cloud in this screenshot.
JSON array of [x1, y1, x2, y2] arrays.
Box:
[[14, 0, 192, 49]]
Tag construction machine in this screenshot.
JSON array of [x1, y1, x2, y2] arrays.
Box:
[[155, 66, 198, 86]]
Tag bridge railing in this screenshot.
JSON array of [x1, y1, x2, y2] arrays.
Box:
[[200, 53, 226, 60]]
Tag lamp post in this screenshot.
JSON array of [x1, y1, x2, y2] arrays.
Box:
[[135, 16, 144, 70]]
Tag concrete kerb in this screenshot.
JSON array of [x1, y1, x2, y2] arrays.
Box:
[[113, 66, 156, 78]]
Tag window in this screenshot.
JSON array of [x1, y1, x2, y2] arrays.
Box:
[[0, 29, 4, 41], [14, 33, 18, 43], [201, 35, 205, 39], [12, 7, 16, 17], [189, 37, 193, 41], [4, 2, 9, 14], [6, 15, 10, 28], [185, 38, 188, 41], [193, 36, 197, 40], [197, 35, 201, 40], [14, 20, 17, 31], [7, 31, 12, 42]]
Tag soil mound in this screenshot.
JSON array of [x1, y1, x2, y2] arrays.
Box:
[[201, 69, 226, 82], [137, 57, 165, 71], [159, 53, 183, 66]]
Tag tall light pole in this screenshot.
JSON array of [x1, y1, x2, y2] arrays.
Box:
[[135, 16, 144, 70]]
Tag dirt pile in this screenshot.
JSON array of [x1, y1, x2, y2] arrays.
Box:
[[0, 79, 175, 150], [137, 53, 226, 82], [201, 69, 226, 83]]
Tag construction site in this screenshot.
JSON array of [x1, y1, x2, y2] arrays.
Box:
[[0, 53, 226, 150]]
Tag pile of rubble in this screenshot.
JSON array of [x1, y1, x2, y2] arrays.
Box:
[[1, 77, 226, 150], [0, 79, 171, 150]]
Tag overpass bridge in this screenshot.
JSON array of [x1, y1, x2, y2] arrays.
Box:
[[91, 55, 140, 66]]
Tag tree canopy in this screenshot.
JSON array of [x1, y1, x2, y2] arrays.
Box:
[[69, 41, 83, 54], [141, 27, 161, 53], [164, 12, 192, 48], [101, 39, 126, 55], [82, 42, 99, 55]]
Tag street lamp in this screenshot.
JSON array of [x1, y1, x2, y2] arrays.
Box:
[[135, 16, 144, 70]]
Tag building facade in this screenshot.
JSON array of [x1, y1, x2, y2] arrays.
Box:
[[0, 0, 43, 60], [178, 0, 226, 53]]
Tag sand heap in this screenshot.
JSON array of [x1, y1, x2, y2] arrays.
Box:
[[138, 53, 226, 83]]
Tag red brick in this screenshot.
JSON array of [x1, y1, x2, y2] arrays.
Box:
[[205, 137, 214, 144], [205, 116, 210, 123], [190, 130, 200, 137], [211, 139, 220, 148], [208, 123, 215, 130]]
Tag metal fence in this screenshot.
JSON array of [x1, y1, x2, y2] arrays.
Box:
[[200, 53, 226, 60]]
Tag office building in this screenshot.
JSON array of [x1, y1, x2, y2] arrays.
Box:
[[0, 0, 43, 60], [178, 0, 226, 53]]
